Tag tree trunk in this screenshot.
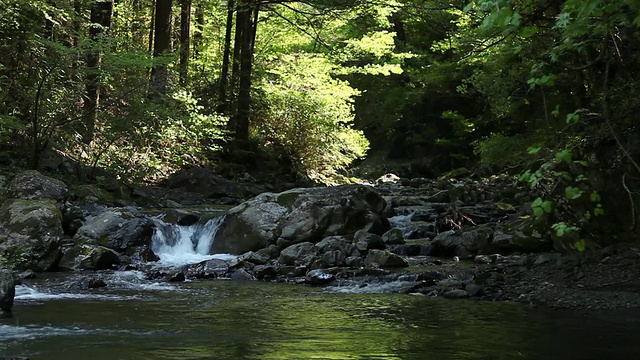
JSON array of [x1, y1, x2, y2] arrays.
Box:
[[179, 0, 191, 85], [73, 0, 83, 48], [150, 0, 172, 94], [217, 0, 235, 114], [193, 3, 205, 63], [235, 2, 258, 141], [83, 0, 113, 144], [227, 3, 246, 133], [148, 2, 155, 53]]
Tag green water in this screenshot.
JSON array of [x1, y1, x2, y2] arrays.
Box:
[[1, 279, 638, 360]]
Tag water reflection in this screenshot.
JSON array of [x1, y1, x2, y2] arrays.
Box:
[[1, 280, 639, 360]]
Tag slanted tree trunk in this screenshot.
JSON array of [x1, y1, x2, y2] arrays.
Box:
[[83, 0, 113, 144], [217, 0, 235, 114], [179, 0, 191, 85], [150, 0, 173, 95]]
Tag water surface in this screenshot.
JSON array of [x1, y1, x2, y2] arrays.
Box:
[[2, 277, 639, 360]]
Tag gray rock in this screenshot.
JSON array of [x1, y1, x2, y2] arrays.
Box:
[[3, 170, 68, 201], [257, 245, 280, 260], [0, 199, 64, 271], [186, 258, 230, 279], [0, 268, 15, 312], [71, 184, 115, 206], [305, 269, 335, 285], [492, 218, 552, 253], [88, 279, 107, 288], [320, 250, 346, 267], [315, 236, 356, 255], [278, 242, 318, 266], [460, 226, 492, 253], [73, 208, 152, 251], [230, 268, 257, 281], [465, 284, 484, 297], [433, 225, 493, 258], [212, 185, 389, 254], [534, 253, 557, 266], [345, 256, 363, 268], [240, 251, 270, 265], [125, 245, 159, 263], [364, 249, 409, 268], [381, 228, 405, 245], [354, 230, 386, 254], [253, 264, 278, 279], [61, 202, 84, 236], [58, 245, 120, 271]]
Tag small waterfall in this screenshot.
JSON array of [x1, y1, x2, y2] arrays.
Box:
[[151, 216, 235, 267], [388, 212, 415, 236]]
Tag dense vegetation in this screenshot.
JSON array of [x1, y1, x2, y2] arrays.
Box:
[[2, 0, 640, 247]]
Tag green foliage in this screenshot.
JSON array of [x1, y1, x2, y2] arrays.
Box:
[[474, 133, 536, 167], [255, 54, 368, 180], [520, 147, 605, 251], [0, 246, 29, 270]]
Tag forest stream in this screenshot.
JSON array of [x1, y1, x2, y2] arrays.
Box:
[[3, 271, 640, 360], [2, 214, 640, 360]]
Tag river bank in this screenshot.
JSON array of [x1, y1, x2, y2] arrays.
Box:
[[1, 168, 640, 314]]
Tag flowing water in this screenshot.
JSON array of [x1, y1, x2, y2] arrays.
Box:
[[3, 278, 640, 360], [2, 219, 640, 359], [151, 216, 236, 267]]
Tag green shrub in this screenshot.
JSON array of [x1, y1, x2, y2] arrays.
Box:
[[255, 54, 369, 182]]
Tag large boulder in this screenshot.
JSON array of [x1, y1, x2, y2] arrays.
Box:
[[212, 185, 390, 254], [2, 170, 68, 201], [73, 208, 153, 252], [0, 268, 15, 313], [58, 245, 121, 271], [0, 199, 64, 271]]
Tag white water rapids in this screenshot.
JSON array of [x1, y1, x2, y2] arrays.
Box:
[[151, 216, 236, 267]]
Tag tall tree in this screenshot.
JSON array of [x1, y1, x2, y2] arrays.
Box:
[[218, 0, 235, 114], [84, 0, 114, 144], [179, 0, 191, 85], [150, 0, 173, 94], [230, 0, 259, 141], [192, 2, 205, 63]]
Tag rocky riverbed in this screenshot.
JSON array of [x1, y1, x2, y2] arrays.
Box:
[[1, 168, 640, 313]]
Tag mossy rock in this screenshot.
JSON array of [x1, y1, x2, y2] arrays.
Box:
[[276, 191, 302, 210], [71, 184, 114, 205], [0, 199, 62, 237], [0, 199, 64, 271], [492, 217, 552, 253]]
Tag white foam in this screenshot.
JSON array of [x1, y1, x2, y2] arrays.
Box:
[[14, 285, 135, 301], [0, 324, 158, 342], [324, 281, 418, 294], [389, 213, 414, 227]]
